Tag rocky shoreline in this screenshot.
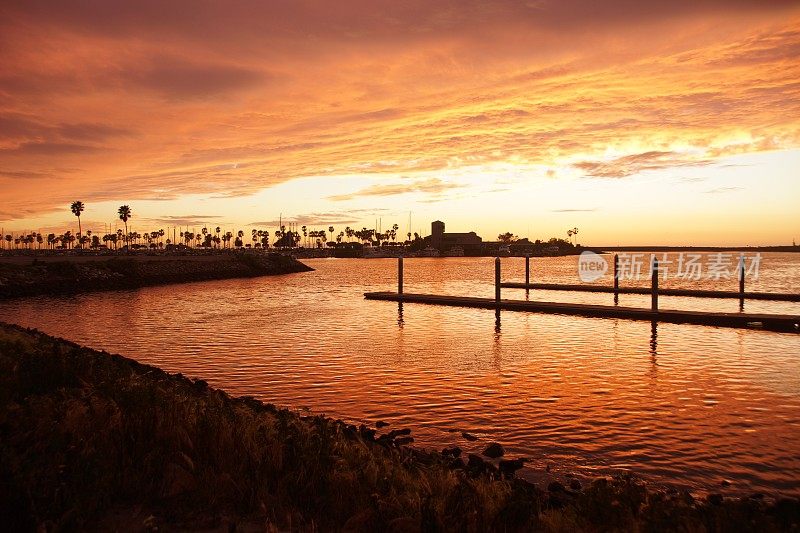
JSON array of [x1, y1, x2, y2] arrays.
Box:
[[1, 322, 797, 531], [0, 253, 313, 299]]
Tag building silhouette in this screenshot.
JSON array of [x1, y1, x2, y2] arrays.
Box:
[[426, 220, 482, 255]]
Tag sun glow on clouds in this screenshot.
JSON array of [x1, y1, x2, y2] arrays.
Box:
[[1, 1, 799, 244]]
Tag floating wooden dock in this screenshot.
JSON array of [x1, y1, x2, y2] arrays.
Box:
[[499, 282, 800, 302], [364, 292, 800, 333]]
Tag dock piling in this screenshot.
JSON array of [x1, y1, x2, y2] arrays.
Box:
[[738, 254, 745, 308], [738, 255, 745, 293], [613, 254, 619, 295], [651, 258, 659, 312], [495, 257, 501, 304], [398, 256, 404, 296], [525, 255, 530, 286]]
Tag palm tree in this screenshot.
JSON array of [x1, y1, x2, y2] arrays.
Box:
[[328, 226, 334, 243], [70, 201, 85, 242], [117, 205, 131, 250]]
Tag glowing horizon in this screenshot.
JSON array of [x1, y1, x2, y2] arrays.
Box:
[[1, 1, 799, 246]]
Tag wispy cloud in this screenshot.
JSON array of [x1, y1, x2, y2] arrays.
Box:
[[328, 178, 463, 202], [574, 151, 711, 179], [704, 186, 743, 194], [550, 208, 597, 212], [141, 214, 224, 225], [250, 209, 392, 227]]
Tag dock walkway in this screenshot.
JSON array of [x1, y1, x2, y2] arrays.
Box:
[[499, 282, 800, 302], [364, 291, 800, 332]]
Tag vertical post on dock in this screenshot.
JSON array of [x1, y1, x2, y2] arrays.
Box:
[[613, 254, 619, 294], [738, 254, 745, 294], [525, 254, 530, 287], [495, 257, 501, 303], [651, 257, 659, 312], [398, 256, 404, 296], [738, 254, 745, 308]]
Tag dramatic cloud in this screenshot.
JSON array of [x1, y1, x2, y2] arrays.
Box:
[[0, 0, 798, 227]]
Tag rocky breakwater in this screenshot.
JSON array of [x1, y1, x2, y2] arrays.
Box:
[[0, 252, 313, 299]]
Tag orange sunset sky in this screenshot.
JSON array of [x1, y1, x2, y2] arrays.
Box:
[[1, 1, 799, 246]]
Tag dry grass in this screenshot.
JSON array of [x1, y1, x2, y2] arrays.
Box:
[[0, 322, 797, 531]]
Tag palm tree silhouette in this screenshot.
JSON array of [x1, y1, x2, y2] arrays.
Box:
[[70, 201, 85, 243], [117, 205, 132, 250]]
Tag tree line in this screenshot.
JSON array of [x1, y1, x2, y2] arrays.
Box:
[[1, 202, 580, 251]]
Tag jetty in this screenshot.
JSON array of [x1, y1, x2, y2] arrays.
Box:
[[364, 257, 800, 333]]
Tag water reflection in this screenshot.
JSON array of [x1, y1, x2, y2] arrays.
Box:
[[0, 256, 799, 496], [649, 321, 659, 381], [649, 321, 658, 357]]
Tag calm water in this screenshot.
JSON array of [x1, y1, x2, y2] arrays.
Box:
[[1, 254, 799, 495]]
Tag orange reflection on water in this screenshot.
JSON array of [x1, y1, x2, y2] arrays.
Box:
[[1, 255, 798, 495]]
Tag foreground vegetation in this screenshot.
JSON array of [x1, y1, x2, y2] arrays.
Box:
[[1, 323, 797, 531]]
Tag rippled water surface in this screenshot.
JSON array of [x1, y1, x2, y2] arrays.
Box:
[[1, 253, 799, 495]]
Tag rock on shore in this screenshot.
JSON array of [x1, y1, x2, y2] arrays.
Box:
[[0, 252, 312, 299]]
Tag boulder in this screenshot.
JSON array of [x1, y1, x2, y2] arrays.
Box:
[[388, 428, 411, 439], [441, 446, 462, 458], [482, 442, 504, 458], [498, 458, 525, 478], [395, 436, 414, 446]]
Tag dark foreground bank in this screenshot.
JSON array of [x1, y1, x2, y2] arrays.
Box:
[[0, 323, 798, 532], [0, 253, 312, 299]]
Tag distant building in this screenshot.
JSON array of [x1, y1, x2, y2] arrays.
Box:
[[426, 220, 483, 255]]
